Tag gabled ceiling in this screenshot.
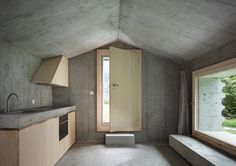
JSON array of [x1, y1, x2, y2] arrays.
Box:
[[0, 0, 236, 63], [0, 0, 119, 59]]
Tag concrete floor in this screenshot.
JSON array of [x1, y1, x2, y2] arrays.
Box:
[[56, 143, 190, 166]]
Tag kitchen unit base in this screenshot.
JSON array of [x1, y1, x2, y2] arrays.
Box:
[[0, 111, 75, 166]]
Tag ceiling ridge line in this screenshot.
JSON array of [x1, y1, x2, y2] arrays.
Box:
[[117, 0, 122, 40]]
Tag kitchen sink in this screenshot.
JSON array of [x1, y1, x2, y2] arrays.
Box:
[[0, 107, 53, 114], [0, 106, 69, 114], [0, 109, 51, 114], [0, 110, 23, 114]]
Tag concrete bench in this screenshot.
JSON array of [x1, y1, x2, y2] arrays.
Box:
[[169, 135, 236, 166], [105, 133, 135, 146]]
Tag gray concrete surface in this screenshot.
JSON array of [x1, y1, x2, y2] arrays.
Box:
[[0, 0, 119, 59], [183, 40, 236, 72], [53, 42, 181, 143], [119, 0, 236, 63], [56, 143, 190, 166], [1, 0, 235, 63], [105, 134, 135, 146], [0, 105, 76, 129], [169, 135, 236, 166], [0, 41, 52, 112], [198, 78, 224, 131]]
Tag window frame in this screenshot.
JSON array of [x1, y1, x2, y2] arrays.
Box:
[[96, 49, 110, 131], [192, 57, 236, 156]]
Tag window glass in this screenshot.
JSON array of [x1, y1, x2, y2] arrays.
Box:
[[197, 69, 236, 145], [102, 57, 110, 123]]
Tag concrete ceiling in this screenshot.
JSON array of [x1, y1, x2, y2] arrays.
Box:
[[119, 0, 236, 62], [0, 0, 119, 59], [0, 0, 236, 63]]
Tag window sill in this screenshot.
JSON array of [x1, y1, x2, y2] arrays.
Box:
[[193, 130, 236, 156]]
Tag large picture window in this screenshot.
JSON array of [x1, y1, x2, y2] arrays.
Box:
[[192, 58, 236, 156]]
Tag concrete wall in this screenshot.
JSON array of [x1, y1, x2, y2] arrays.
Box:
[[198, 78, 224, 131], [183, 40, 236, 72], [0, 42, 52, 111], [53, 42, 181, 143]]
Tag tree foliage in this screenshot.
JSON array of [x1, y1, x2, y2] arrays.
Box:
[[221, 75, 236, 119]]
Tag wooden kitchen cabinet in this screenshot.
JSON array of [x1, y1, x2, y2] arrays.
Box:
[[0, 130, 19, 166], [19, 117, 59, 166], [0, 111, 75, 166], [58, 111, 75, 159]]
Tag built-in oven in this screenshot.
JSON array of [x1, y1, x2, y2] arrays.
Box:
[[59, 114, 68, 141]]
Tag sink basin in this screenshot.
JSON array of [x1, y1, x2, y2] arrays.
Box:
[[0, 106, 70, 114], [0, 110, 23, 114], [0, 109, 51, 114], [0, 107, 52, 114]]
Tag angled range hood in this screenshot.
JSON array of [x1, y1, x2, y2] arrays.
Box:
[[32, 55, 68, 87]]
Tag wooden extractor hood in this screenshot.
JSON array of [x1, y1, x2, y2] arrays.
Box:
[[32, 55, 69, 87]]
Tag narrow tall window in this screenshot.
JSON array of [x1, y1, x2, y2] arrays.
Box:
[[102, 57, 110, 124], [97, 50, 110, 131]]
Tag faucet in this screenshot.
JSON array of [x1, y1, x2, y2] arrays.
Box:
[[6, 93, 20, 112]]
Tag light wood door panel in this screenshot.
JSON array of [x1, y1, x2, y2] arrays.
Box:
[[19, 118, 59, 166], [68, 111, 75, 146], [109, 47, 142, 132], [20, 121, 45, 166], [0, 131, 19, 166]]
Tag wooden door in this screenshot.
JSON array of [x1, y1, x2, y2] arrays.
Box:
[[109, 47, 142, 132]]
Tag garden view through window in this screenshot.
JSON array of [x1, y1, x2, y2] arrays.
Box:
[[102, 56, 110, 124], [197, 68, 236, 145]]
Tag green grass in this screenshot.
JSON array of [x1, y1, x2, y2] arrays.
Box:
[[224, 130, 236, 134], [222, 118, 236, 128]]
